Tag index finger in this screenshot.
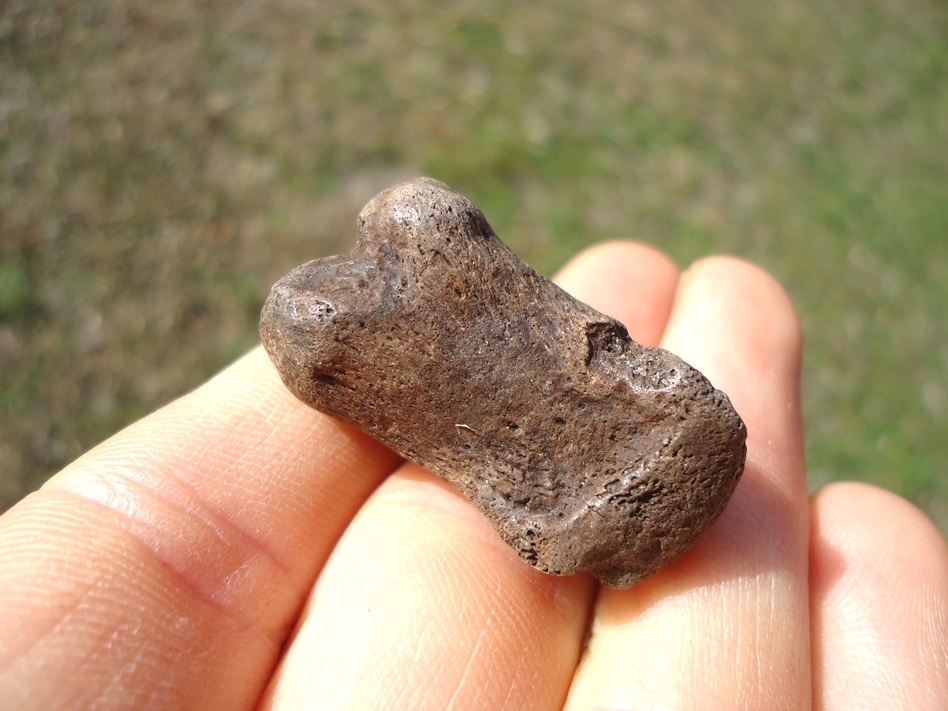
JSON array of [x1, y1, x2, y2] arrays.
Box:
[[0, 347, 400, 710]]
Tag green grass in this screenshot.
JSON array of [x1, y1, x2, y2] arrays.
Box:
[[1, 0, 946, 528]]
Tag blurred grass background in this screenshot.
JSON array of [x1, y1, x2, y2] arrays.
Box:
[[1, 0, 946, 529]]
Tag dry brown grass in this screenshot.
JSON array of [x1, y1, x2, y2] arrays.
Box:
[[2, 0, 947, 528]]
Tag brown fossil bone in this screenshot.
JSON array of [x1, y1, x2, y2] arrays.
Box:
[[260, 177, 746, 588]]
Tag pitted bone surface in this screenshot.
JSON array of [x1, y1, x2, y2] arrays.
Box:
[[260, 177, 746, 588]]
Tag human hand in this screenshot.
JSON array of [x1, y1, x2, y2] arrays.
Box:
[[1, 242, 945, 710]]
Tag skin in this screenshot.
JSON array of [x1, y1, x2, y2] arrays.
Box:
[[0, 241, 945, 710]]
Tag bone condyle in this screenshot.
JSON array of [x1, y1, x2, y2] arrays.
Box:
[[260, 177, 746, 588]]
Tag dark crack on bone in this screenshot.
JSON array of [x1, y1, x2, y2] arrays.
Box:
[[260, 177, 747, 588]]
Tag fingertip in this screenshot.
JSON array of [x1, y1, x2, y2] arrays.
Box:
[[810, 481, 948, 590], [677, 255, 803, 372], [554, 240, 680, 346], [810, 482, 948, 709], [558, 239, 676, 275], [667, 256, 804, 467]]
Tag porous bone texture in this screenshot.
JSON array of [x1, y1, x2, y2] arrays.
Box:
[[260, 177, 746, 588]]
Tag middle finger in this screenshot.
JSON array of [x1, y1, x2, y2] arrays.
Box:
[[565, 257, 810, 709]]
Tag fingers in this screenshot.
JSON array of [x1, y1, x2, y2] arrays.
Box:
[[0, 348, 400, 710], [260, 463, 595, 710], [554, 240, 680, 347], [260, 241, 683, 710], [810, 482, 948, 710], [565, 257, 810, 709]]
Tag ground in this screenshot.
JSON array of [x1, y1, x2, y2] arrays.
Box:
[[1, 0, 946, 529]]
